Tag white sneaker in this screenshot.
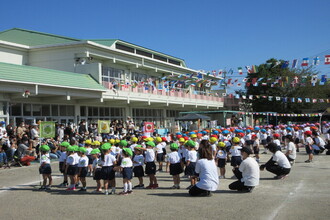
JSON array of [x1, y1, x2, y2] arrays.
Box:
[[104, 190, 109, 195], [219, 176, 224, 179]]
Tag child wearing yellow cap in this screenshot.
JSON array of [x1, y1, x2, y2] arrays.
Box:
[[216, 142, 227, 179], [132, 146, 145, 189], [230, 137, 243, 169]]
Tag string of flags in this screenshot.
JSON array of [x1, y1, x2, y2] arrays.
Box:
[[203, 54, 330, 77], [222, 93, 330, 104], [240, 112, 323, 117]]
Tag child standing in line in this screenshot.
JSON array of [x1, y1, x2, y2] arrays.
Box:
[[132, 146, 145, 189], [118, 148, 134, 195], [65, 146, 78, 191], [144, 141, 158, 189], [155, 137, 164, 172], [216, 142, 227, 179], [84, 140, 93, 176], [91, 148, 102, 193], [100, 143, 117, 195], [39, 145, 52, 190], [78, 147, 89, 191], [166, 143, 183, 189], [58, 142, 69, 187], [185, 141, 198, 190], [252, 134, 260, 163], [229, 137, 242, 169], [73, 145, 81, 188]]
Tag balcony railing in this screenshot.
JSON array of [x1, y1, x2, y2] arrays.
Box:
[[102, 81, 224, 102]]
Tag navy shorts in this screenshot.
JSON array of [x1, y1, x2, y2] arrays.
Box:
[[305, 145, 314, 154], [156, 153, 164, 162], [67, 165, 79, 176], [39, 164, 52, 174], [253, 146, 259, 154], [185, 162, 196, 176], [145, 162, 156, 175], [87, 155, 93, 165], [261, 140, 267, 146], [246, 140, 254, 146], [122, 167, 133, 180], [133, 166, 144, 177], [79, 167, 88, 178], [59, 162, 65, 173], [101, 166, 115, 180], [93, 168, 102, 180], [170, 163, 183, 176], [231, 156, 242, 167], [217, 159, 226, 168]]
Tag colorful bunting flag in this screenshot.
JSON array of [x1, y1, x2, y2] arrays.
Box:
[[238, 67, 243, 75], [312, 56, 320, 65], [301, 58, 309, 66], [292, 59, 298, 68], [325, 55, 330, 65]]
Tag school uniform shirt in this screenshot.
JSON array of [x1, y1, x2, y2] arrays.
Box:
[[101, 154, 116, 166], [239, 157, 260, 187], [145, 149, 155, 162], [314, 137, 325, 148], [156, 143, 164, 154], [187, 151, 198, 162], [133, 154, 144, 167], [245, 133, 252, 141], [240, 138, 245, 147], [92, 158, 102, 169], [273, 139, 281, 147], [260, 133, 267, 141], [305, 137, 314, 146], [230, 145, 242, 157], [110, 147, 117, 157], [78, 155, 89, 167], [85, 148, 93, 156], [121, 157, 133, 168], [167, 151, 181, 164], [59, 151, 67, 162], [195, 159, 219, 191], [216, 149, 227, 159], [286, 142, 296, 160], [272, 151, 291, 169], [210, 143, 217, 153], [130, 143, 138, 152], [66, 155, 76, 165], [40, 153, 50, 165], [73, 153, 80, 165], [253, 139, 260, 147]]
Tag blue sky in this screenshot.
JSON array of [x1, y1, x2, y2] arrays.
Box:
[[1, 0, 330, 79]]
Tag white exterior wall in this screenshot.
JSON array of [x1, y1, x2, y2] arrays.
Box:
[[0, 46, 28, 65]]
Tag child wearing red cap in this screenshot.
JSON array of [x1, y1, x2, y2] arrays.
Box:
[[304, 131, 314, 163]]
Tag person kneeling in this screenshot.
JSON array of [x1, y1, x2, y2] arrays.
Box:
[[229, 147, 259, 193], [260, 143, 291, 179]]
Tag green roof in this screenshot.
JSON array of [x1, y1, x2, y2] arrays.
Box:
[[0, 28, 80, 46], [89, 39, 117, 47], [0, 62, 105, 91]]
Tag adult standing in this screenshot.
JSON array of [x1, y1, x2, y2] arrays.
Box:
[[260, 143, 291, 179], [229, 147, 259, 192], [189, 144, 219, 197]]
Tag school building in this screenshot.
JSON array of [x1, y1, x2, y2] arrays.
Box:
[[0, 28, 224, 128]]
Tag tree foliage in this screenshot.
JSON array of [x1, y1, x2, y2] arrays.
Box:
[[237, 58, 330, 113]]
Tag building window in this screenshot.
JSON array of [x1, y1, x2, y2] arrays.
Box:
[[102, 66, 124, 83], [154, 54, 167, 62], [115, 43, 135, 53], [136, 49, 152, 58], [169, 59, 181, 66], [131, 72, 148, 82], [10, 103, 22, 116], [80, 106, 86, 116], [42, 105, 50, 116], [33, 104, 42, 116], [23, 104, 32, 116], [52, 105, 58, 116]]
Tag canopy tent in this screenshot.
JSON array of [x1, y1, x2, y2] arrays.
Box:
[[176, 113, 211, 121]]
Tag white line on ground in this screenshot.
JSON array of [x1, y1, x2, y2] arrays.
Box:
[[0, 176, 61, 196], [266, 180, 304, 220]]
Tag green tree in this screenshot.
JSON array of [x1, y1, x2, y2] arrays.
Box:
[[237, 58, 330, 113]]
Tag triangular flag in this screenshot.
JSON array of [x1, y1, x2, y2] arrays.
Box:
[[301, 58, 309, 66], [238, 67, 243, 75], [325, 55, 330, 65]]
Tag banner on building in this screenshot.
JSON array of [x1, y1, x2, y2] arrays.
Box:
[[98, 120, 110, 133], [40, 121, 55, 138], [144, 122, 154, 133]]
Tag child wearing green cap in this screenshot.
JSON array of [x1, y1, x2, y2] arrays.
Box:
[[58, 142, 69, 187], [65, 146, 79, 191], [100, 144, 117, 195], [91, 149, 102, 193], [39, 145, 52, 190], [185, 142, 198, 190], [166, 143, 183, 189], [144, 141, 158, 189], [118, 148, 133, 195], [78, 148, 89, 191]]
